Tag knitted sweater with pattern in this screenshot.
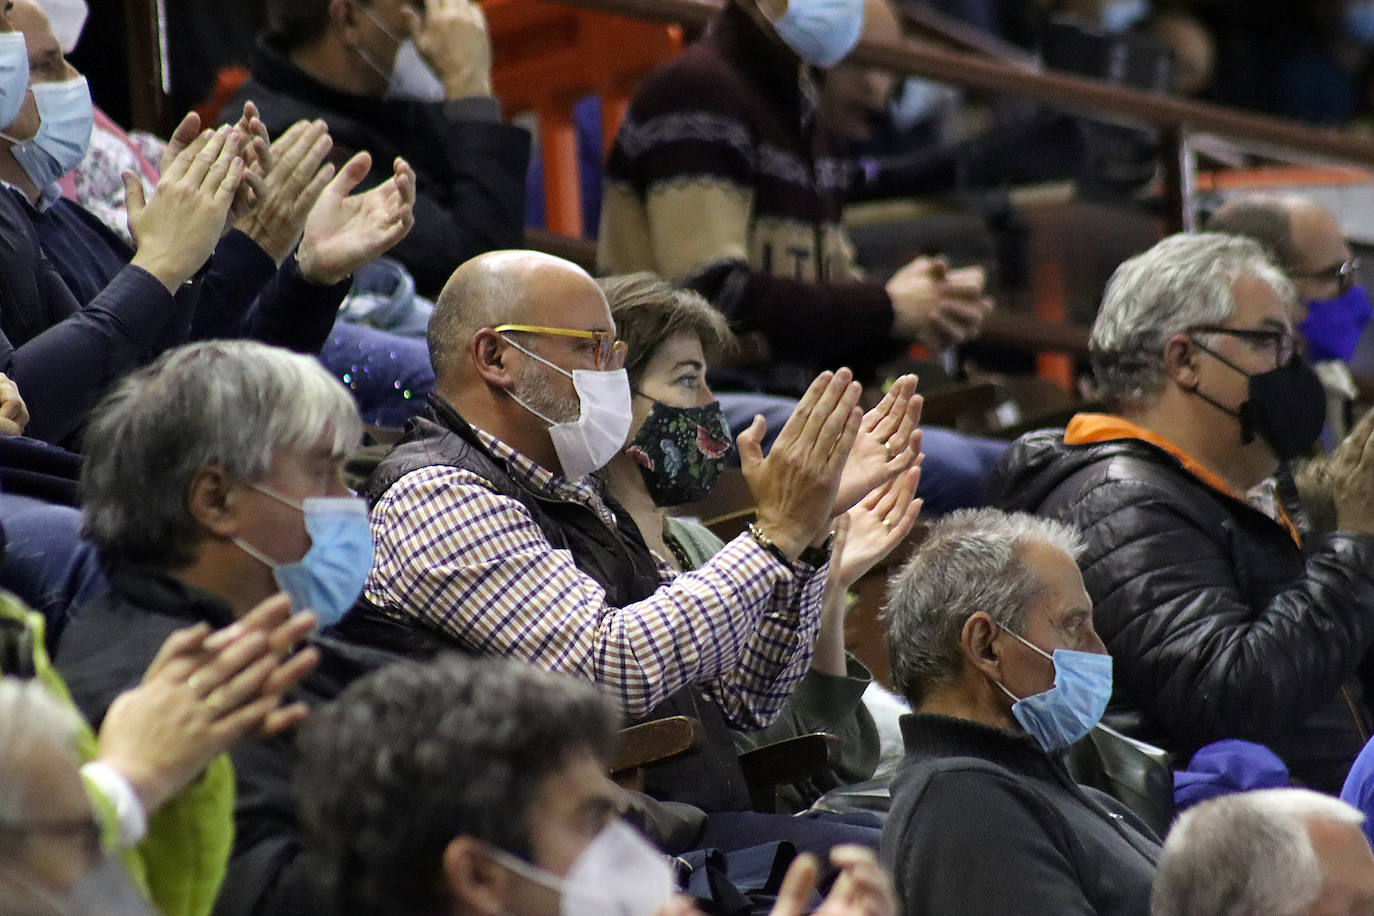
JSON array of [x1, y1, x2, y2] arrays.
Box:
[[599, 0, 903, 391]]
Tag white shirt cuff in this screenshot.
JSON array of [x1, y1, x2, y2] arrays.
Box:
[[80, 761, 148, 848]]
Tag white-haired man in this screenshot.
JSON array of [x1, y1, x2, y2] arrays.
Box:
[[880, 508, 1160, 916], [1152, 789, 1374, 916], [993, 232, 1374, 792]]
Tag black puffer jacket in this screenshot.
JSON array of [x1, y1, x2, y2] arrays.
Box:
[[992, 428, 1374, 793]]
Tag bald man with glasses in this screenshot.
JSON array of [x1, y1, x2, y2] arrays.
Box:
[[342, 252, 910, 853]]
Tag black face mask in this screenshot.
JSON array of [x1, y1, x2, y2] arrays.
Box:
[[624, 399, 733, 507], [1188, 345, 1327, 462]]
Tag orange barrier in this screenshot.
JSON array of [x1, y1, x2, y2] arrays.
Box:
[[485, 0, 683, 236]]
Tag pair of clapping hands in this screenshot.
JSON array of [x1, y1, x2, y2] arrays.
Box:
[[739, 371, 925, 580], [657, 846, 895, 916], [125, 101, 416, 295], [94, 595, 318, 819]]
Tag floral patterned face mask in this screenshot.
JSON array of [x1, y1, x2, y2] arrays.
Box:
[[624, 398, 733, 507]]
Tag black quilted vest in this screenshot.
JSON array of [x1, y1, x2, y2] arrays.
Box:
[[344, 395, 751, 811]]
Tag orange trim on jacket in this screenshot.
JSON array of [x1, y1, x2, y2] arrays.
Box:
[[1063, 413, 1301, 546]]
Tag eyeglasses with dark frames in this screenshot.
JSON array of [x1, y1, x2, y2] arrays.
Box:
[[1188, 325, 1297, 366], [1292, 258, 1360, 296]]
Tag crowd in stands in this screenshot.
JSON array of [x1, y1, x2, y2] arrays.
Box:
[[9, 0, 1374, 914]]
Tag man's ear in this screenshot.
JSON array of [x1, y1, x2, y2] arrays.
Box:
[[186, 466, 243, 538], [328, 0, 360, 34], [470, 329, 518, 390], [1163, 333, 1199, 390], [961, 612, 1005, 683], [441, 836, 511, 916]]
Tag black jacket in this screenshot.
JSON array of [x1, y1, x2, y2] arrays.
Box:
[[992, 428, 1374, 793], [227, 35, 530, 298], [346, 396, 755, 813], [53, 565, 409, 916], [882, 714, 1159, 916]]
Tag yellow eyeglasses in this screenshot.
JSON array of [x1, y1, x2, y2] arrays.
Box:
[[494, 324, 628, 368]]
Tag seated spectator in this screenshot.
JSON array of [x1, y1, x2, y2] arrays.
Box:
[[1152, 789, 1374, 916], [598, 272, 924, 809], [229, 0, 529, 297], [352, 250, 895, 849], [51, 340, 400, 916], [0, 0, 417, 443], [1, 676, 159, 915], [0, 587, 317, 916], [598, 0, 1003, 515], [297, 654, 896, 916], [880, 508, 1160, 916], [1207, 193, 1370, 445], [54, 95, 436, 428], [993, 232, 1374, 793], [0, 371, 105, 638]]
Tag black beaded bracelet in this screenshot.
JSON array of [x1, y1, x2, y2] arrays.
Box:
[[798, 534, 834, 568], [748, 522, 795, 569]]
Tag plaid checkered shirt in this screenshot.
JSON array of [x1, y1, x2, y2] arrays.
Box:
[[363, 425, 827, 724]]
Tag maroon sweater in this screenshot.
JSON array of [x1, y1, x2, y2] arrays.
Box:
[[599, 0, 902, 392]]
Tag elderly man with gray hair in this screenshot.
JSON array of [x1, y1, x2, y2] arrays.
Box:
[[1152, 789, 1374, 916], [53, 339, 395, 916], [880, 507, 1160, 916], [993, 232, 1374, 793]]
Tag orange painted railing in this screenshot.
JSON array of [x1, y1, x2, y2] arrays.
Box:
[[485, 0, 683, 236]]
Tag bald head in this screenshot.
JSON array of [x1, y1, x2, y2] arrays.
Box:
[[1208, 194, 1351, 307], [428, 250, 610, 379]]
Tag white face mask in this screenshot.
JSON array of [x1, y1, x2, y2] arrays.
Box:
[[503, 335, 633, 480], [487, 820, 676, 916], [36, 0, 88, 53], [356, 5, 447, 102]]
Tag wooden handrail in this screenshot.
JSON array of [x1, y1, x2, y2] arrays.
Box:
[[539, 0, 1374, 169], [523, 227, 1095, 356], [898, 5, 1037, 71]]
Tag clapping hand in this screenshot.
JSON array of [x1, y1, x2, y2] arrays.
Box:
[[739, 369, 863, 562], [0, 372, 28, 436], [831, 464, 923, 591], [95, 594, 318, 815], [296, 153, 417, 286], [833, 374, 922, 515]]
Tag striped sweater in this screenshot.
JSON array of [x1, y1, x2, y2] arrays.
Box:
[[599, 0, 903, 391]]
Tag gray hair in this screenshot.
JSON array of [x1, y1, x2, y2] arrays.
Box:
[[884, 508, 1083, 704], [0, 677, 82, 825], [1152, 788, 1366, 916], [1089, 232, 1294, 404], [297, 655, 619, 916], [81, 341, 362, 569]]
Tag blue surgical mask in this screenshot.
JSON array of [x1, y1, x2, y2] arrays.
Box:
[[0, 32, 30, 134], [1300, 284, 1373, 364], [232, 486, 374, 630], [0, 76, 93, 190], [996, 628, 1113, 752], [1099, 0, 1148, 33], [771, 0, 866, 68], [1347, 0, 1374, 45]]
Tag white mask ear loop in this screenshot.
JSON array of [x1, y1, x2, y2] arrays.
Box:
[[499, 333, 572, 427]]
